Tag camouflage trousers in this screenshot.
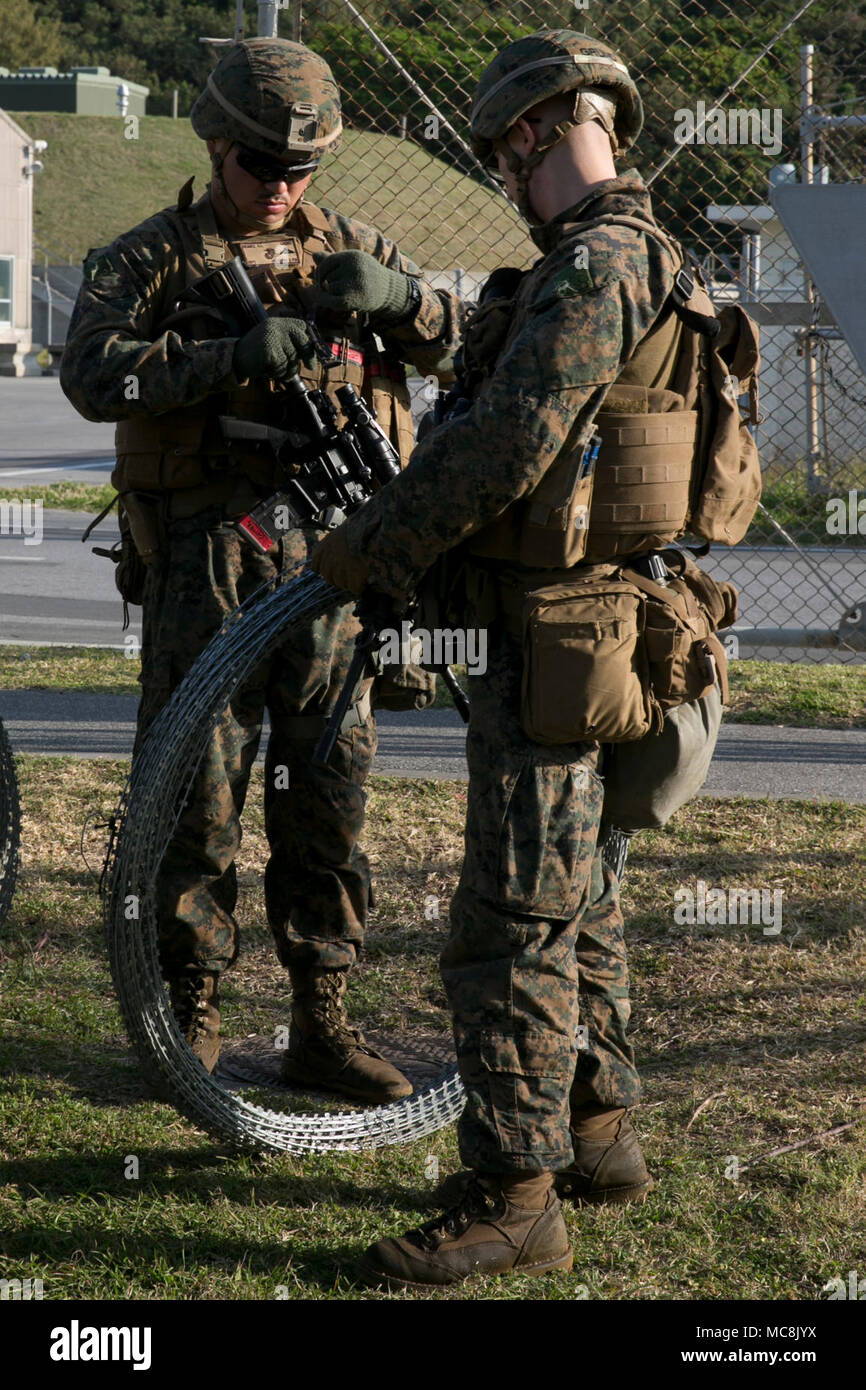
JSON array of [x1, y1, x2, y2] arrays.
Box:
[[440, 622, 640, 1174], [137, 501, 376, 979]]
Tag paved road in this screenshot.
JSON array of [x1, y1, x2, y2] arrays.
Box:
[[0, 377, 115, 487], [2, 691, 863, 801], [0, 377, 864, 655], [0, 510, 139, 648], [0, 507, 864, 658]]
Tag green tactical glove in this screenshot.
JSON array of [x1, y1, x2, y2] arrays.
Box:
[[233, 317, 316, 382], [314, 250, 417, 323], [310, 522, 372, 597]]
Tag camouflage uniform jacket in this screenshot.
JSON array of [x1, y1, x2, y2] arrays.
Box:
[[60, 185, 462, 430], [333, 169, 680, 596]]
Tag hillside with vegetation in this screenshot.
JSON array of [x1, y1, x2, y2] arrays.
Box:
[[3, 0, 864, 260], [22, 113, 533, 273]]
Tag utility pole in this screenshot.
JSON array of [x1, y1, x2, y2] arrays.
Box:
[[257, 2, 278, 37], [800, 43, 823, 494]]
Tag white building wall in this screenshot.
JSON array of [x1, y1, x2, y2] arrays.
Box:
[[0, 108, 35, 373], [707, 211, 866, 469]]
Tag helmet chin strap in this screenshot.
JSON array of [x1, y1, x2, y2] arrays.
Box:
[[210, 142, 293, 233], [495, 90, 619, 225]]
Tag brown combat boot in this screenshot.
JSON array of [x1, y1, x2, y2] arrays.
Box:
[[359, 1173, 572, 1289], [280, 966, 413, 1105], [168, 972, 221, 1074], [554, 1105, 653, 1205]]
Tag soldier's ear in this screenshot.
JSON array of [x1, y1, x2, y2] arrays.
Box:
[[506, 116, 537, 159]]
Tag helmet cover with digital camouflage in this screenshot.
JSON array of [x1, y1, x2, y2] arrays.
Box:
[[470, 29, 642, 220], [191, 37, 343, 160]]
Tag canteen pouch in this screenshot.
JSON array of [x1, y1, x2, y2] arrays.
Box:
[[601, 681, 724, 830], [520, 576, 660, 745], [624, 552, 736, 712]]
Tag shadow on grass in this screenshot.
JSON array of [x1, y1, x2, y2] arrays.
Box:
[[0, 1144, 432, 1223], [0, 1033, 154, 1105], [636, 1020, 866, 1075], [0, 1220, 375, 1293]]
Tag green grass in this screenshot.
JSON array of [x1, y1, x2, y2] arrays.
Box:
[[24, 113, 532, 273], [0, 759, 863, 1300], [725, 660, 866, 727], [747, 469, 866, 546], [0, 645, 141, 694], [0, 483, 117, 514], [2, 648, 863, 727]]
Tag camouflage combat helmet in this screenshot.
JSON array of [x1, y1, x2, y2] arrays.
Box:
[[471, 29, 642, 219], [191, 37, 342, 159]]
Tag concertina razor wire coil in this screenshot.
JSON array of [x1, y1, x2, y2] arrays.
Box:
[[101, 564, 632, 1153], [102, 567, 466, 1154]]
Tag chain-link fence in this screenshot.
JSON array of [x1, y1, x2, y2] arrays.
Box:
[[257, 0, 865, 663]]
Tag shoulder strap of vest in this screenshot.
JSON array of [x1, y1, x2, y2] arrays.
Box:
[[565, 212, 720, 339], [563, 211, 683, 269], [191, 191, 229, 269], [162, 186, 227, 277], [294, 199, 335, 245]]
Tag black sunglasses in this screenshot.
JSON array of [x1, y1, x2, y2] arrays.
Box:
[[234, 144, 319, 183]]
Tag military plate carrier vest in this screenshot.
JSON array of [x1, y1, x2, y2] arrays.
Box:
[[113, 180, 415, 495], [465, 211, 760, 569]]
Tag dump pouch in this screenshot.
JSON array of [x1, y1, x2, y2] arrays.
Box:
[[601, 682, 724, 830]]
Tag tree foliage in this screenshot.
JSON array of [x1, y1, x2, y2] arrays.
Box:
[[15, 0, 866, 252], [0, 0, 64, 71]]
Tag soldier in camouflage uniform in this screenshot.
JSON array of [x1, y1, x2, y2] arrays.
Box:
[[313, 29, 672, 1285], [61, 38, 461, 1103]]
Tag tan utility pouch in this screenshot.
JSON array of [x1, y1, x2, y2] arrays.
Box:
[[518, 441, 596, 568], [517, 553, 737, 747], [689, 303, 762, 544], [472, 429, 597, 569], [371, 662, 438, 712], [584, 384, 696, 561], [115, 410, 215, 491], [519, 571, 659, 745], [122, 492, 163, 567], [363, 367, 415, 469], [369, 622, 438, 711]]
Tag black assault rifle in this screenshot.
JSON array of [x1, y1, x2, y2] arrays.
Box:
[[179, 255, 469, 762]]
